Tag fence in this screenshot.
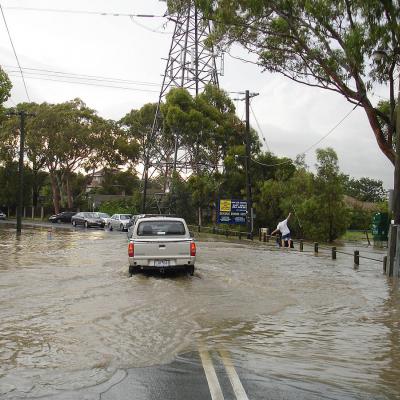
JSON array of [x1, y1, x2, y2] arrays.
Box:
[[188, 225, 386, 272], [2, 206, 54, 220]]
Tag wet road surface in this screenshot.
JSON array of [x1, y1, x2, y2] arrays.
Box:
[[0, 223, 399, 399]]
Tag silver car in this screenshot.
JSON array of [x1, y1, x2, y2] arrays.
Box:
[[108, 214, 132, 231]]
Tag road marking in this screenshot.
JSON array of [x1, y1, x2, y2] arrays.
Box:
[[199, 348, 225, 400], [219, 349, 249, 400]]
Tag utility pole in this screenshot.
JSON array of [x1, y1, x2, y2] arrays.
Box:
[[7, 110, 35, 234], [394, 78, 400, 225], [244, 90, 259, 239]]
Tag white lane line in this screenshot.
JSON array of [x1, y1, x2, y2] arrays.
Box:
[[199, 348, 225, 400], [219, 349, 249, 400]]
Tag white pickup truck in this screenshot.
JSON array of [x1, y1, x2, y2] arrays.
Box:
[[128, 216, 196, 276]]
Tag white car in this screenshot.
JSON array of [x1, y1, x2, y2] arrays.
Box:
[[96, 212, 111, 226], [0, 211, 6, 220], [108, 214, 132, 231], [128, 216, 196, 276]]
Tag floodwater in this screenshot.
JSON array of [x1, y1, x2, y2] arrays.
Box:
[[0, 224, 399, 399]]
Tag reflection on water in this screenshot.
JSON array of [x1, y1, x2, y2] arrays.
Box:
[[0, 225, 399, 399]]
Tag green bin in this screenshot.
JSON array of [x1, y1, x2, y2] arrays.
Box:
[[371, 212, 389, 241]]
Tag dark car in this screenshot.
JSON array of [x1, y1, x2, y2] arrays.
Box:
[[49, 211, 76, 223], [71, 212, 105, 228]]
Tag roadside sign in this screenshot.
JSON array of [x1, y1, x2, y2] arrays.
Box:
[[217, 199, 247, 225]]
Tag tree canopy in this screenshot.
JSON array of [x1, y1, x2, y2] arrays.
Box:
[[0, 80, 385, 241], [0, 67, 11, 107], [173, 0, 400, 165]]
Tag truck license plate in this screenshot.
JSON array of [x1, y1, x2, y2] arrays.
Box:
[[155, 260, 169, 267]]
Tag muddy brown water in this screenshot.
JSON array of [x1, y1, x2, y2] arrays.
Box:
[[0, 225, 399, 399]]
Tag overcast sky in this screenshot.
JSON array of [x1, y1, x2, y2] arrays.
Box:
[[0, 0, 394, 189]]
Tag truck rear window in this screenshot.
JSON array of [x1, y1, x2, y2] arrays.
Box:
[[137, 221, 186, 236]]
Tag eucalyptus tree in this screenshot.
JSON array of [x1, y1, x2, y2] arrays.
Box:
[[161, 85, 247, 174], [342, 176, 386, 202], [161, 87, 208, 175], [15, 99, 131, 213], [0, 68, 13, 162], [171, 0, 400, 221], [0, 102, 48, 208], [0, 66, 11, 111], [301, 148, 348, 241], [119, 103, 160, 175], [195, 84, 244, 172]]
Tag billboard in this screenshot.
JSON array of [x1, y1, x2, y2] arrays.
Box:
[[217, 199, 247, 225]]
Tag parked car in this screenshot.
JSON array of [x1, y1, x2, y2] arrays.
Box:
[[127, 214, 169, 238], [71, 212, 105, 228], [49, 211, 76, 223], [128, 216, 196, 276], [96, 212, 111, 226], [108, 214, 132, 231], [127, 214, 147, 238], [0, 211, 6, 220]]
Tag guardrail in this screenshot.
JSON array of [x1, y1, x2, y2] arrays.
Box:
[[188, 225, 386, 272]]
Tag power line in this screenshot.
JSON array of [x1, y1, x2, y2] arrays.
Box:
[[3, 6, 165, 19], [4, 65, 160, 87], [250, 156, 294, 168], [0, 4, 30, 102], [129, 16, 172, 35], [7, 73, 161, 93], [249, 102, 271, 152], [300, 102, 360, 155], [248, 102, 360, 167]]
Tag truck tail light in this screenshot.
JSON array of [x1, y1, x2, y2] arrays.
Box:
[[128, 242, 134, 257], [190, 241, 196, 256]]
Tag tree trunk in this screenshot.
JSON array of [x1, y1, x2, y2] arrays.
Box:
[[363, 103, 396, 165], [57, 173, 66, 208], [31, 170, 40, 208], [198, 206, 202, 226], [65, 172, 73, 209], [50, 172, 60, 214]]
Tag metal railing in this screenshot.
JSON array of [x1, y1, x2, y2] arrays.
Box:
[[189, 225, 385, 271]]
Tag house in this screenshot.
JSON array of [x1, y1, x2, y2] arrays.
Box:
[[86, 168, 121, 193]]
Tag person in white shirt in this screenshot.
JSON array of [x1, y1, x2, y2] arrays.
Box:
[[271, 212, 292, 247]]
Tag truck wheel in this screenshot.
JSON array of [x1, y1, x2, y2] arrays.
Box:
[[120, 224, 124, 231], [129, 265, 139, 276], [109, 223, 113, 231], [187, 265, 194, 276]]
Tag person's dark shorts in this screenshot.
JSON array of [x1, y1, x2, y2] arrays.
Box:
[[282, 233, 291, 241]]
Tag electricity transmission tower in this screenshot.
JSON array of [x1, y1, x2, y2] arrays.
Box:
[[141, 1, 222, 213]]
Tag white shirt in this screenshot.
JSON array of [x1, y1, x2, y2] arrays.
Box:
[[277, 218, 290, 235]]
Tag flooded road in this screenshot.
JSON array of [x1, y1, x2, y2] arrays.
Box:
[[0, 224, 399, 399]]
